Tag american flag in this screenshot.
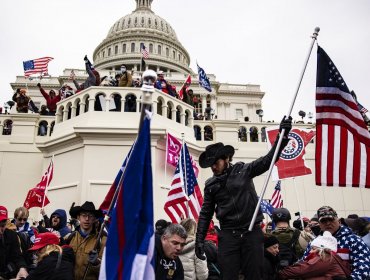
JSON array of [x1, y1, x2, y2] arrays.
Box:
[[270, 181, 283, 208], [141, 44, 149, 59], [315, 46, 370, 188], [357, 102, 369, 114], [164, 143, 203, 223], [23, 57, 53, 78]]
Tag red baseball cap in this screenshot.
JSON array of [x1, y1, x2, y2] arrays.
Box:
[[0, 206, 8, 222], [29, 232, 60, 251]]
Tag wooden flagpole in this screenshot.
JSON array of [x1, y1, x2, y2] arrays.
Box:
[[249, 27, 320, 231]]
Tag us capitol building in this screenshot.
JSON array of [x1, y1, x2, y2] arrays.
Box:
[[1, 0, 369, 221]]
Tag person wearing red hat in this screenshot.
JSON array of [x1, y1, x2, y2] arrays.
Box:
[[25, 232, 74, 280], [0, 206, 28, 279]]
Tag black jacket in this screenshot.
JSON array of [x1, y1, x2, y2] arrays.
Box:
[[25, 246, 75, 280], [155, 235, 184, 280], [0, 228, 27, 278], [263, 250, 279, 280], [197, 137, 289, 242]]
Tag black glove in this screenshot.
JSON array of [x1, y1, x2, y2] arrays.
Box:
[[84, 55, 88, 62], [195, 242, 206, 260], [37, 83, 41, 88], [279, 116, 292, 137], [88, 249, 100, 265]]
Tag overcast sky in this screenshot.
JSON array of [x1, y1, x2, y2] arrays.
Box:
[[1, 0, 369, 122]]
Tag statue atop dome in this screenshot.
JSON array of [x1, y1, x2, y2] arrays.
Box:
[[135, 0, 153, 11]]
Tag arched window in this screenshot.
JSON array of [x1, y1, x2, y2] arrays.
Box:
[[250, 126, 258, 142], [173, 50, 176, 59], [115, 45, 118, 55], [108, 48, 111, 56], [2, 120, 13, 135], [148, 18, 151, 26], [158, 45, 162, 55], [131, 43, 135, 53], [204, 126, 213, 141], [166, 47, 169, 57], [102, 51, 105, 57], [38, 121, 48, 136], [110, 94, 122, 112], [95, 94, 106, 111], [149, 43, 153, 53], [124, 94, 137, 112], [194, 125, 201, 140], [238, 126, 247, 142], [261, 127, 267, 142], [122, 44, 127, 53]]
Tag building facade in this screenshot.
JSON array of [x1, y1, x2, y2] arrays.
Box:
[[1, 0, 369, 222]]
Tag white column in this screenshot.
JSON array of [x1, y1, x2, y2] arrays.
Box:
[[171, 108, 176, 121], [152, 100, 158, 114], [80, 102, 86, 114], [88, 97, 95, 111], [202, 95, 207, 114], [71, 106, 77, 118]]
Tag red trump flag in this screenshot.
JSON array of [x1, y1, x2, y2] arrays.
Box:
[[266, 127, 315, 180], [24, 160, 53, 209]]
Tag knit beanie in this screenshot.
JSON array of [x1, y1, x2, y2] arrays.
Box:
[[264, 234, 279, 249], [311, 231, 337, 252]]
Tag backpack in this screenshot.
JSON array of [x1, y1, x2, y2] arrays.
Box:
[[275, 229, 300, 269]]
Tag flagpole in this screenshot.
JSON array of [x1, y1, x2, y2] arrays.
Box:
[[292, 178, 305, 230], [81, 71, 155, 280], [181, 133, 190, 218], [39, 156, 53, 222], [248, 27, 320, 231]]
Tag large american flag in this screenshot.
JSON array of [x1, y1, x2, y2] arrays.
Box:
[[141, 44, 149, 59], [164, 143, 203, 223], [315, 46, 370, 188], [270, 180, 283, 208], [23, 57, 53, 77]]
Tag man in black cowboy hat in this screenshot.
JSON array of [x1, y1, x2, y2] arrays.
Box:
[[67, 201, 106, 280], [195, 117, 292, 279]]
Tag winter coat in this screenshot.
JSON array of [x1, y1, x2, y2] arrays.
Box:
[[39, 87, 61, 112], [118, 72, 133, 87], [196, 137, 289, 242], [263, 250, 279, 280], [303, 225, 370, 280], [25, 246, 75, 280], [49, 209, 71, 238], [68, 229, 106, 280], [279, 252, 351, 279], [155, 235, 184, 280], [12, 93, 30, 113], [178, 235, 208, 280], [0, 228, 27, 278], [73, 63, 99, 92]]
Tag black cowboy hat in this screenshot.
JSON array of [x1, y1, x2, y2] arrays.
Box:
[[199, 142, 235, 168], [69, 201, 103, 219]]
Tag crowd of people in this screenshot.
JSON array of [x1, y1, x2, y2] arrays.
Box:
[[7, 58, 204, 117], [0, 117, 369, 280]]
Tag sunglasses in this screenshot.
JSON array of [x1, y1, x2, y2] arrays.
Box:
[[319, 217, 335, 224], [17, 218, 28, 222]]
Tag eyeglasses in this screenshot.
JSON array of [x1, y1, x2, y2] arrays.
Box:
[[17, 218, 28, 222], [80, 213, 95, 219], [319, 218, 335, 224]]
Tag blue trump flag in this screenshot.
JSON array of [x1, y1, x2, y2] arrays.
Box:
[[197, 63, 212, 92], [99, 113, 154, 280], [260, 198, 275, 218]]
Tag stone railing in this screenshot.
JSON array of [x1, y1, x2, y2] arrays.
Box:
[[54, 86, 195, 127]]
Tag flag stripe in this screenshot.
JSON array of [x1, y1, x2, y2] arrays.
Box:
[[23, 57, 53, 77], [315, 46, 370, 188], [164, 143, 203, 223]]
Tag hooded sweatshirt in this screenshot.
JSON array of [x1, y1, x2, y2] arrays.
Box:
[[50, 209, 71, 238]]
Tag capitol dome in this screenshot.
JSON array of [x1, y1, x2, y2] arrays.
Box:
[[93, 0, 192, 75]]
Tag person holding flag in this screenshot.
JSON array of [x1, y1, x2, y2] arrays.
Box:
[[195, 117, 292, 279]]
